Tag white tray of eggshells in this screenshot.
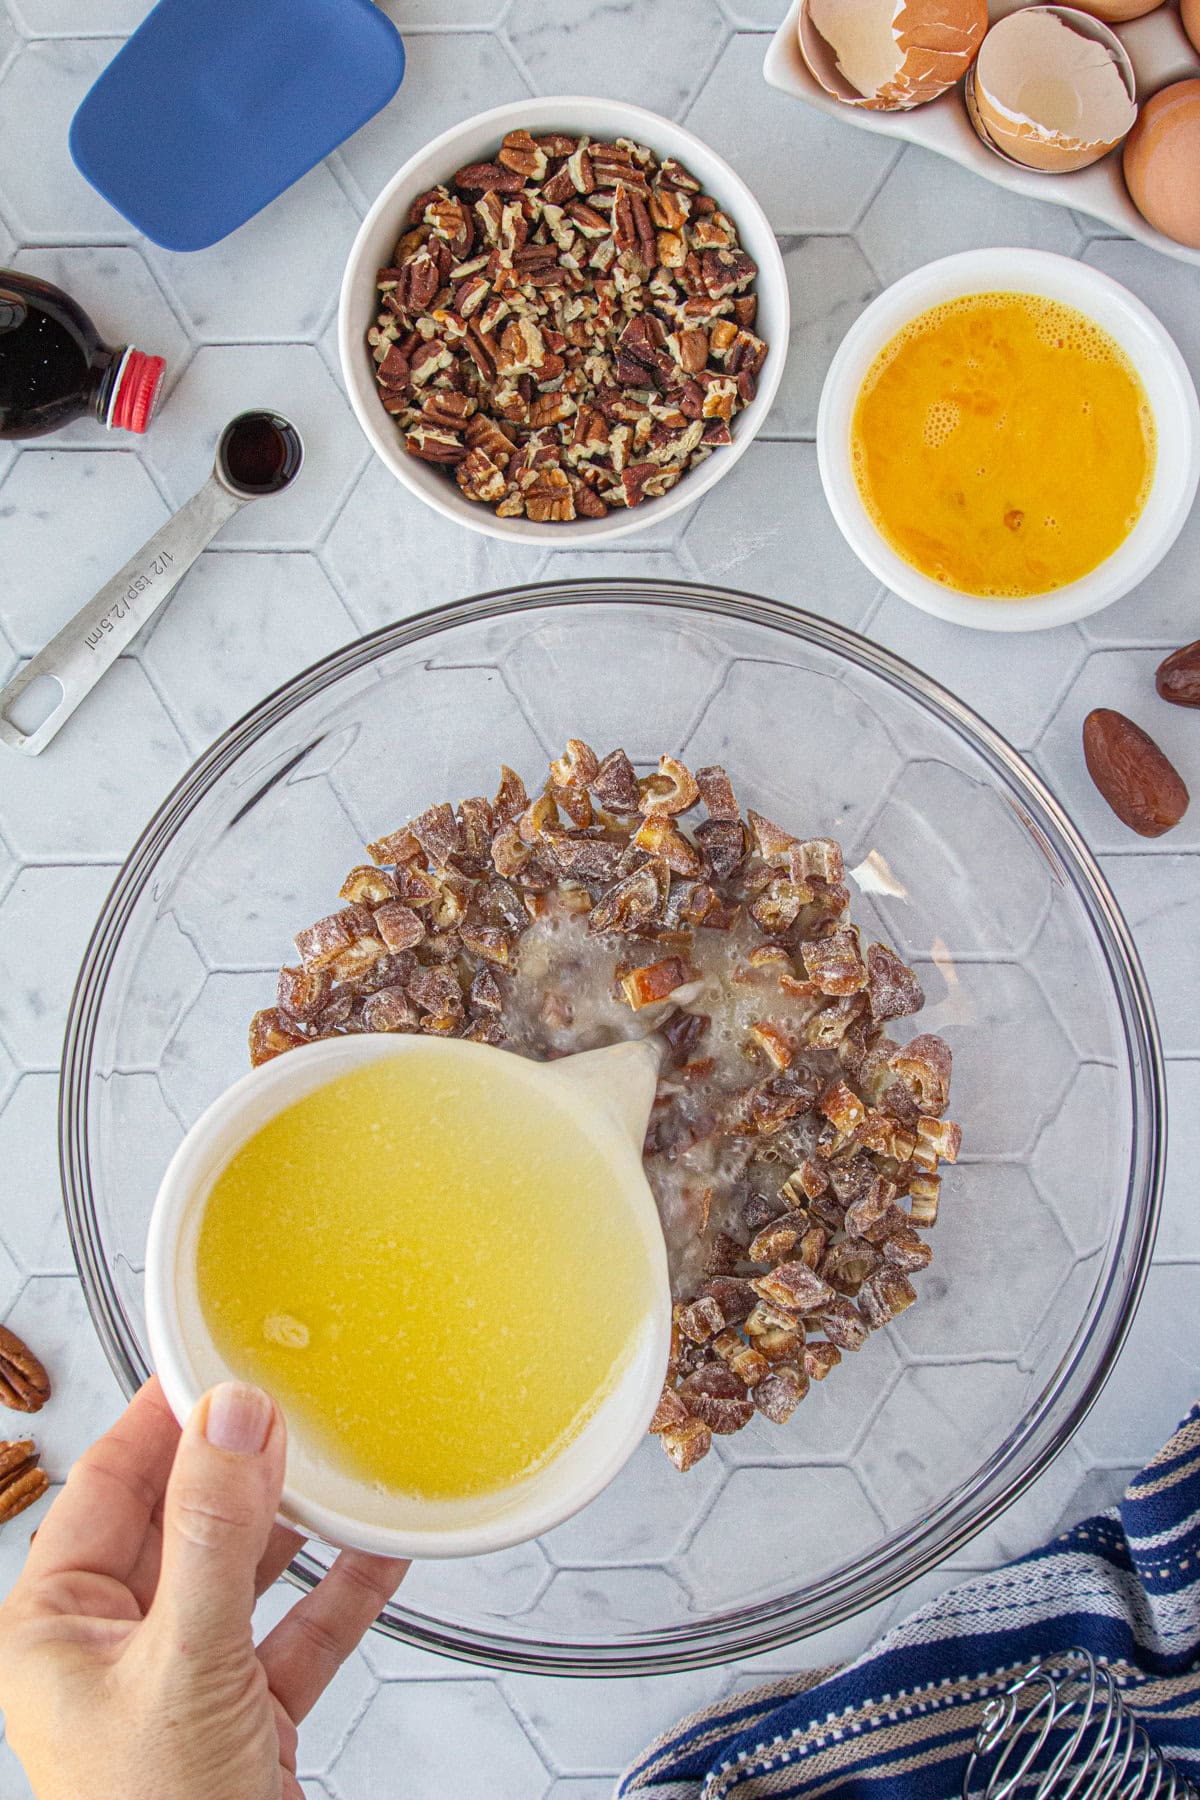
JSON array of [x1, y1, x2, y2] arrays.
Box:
[[764, 0, 1200, 268]]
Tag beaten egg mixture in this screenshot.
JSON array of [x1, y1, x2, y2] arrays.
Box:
[[851, 291, 1155, 598]]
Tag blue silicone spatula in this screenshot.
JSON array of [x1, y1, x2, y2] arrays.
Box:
[[70, 0, 405, 252]]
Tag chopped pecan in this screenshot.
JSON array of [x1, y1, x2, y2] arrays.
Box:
[[371, 135, 765, 521], [497, 129, 548, 181], [522, 464, 575, 522], [457, 445, 508, 503]]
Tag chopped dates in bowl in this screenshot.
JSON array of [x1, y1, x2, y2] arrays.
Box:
[[367, 130, 767, 521], [250, 744, 961, 1472]]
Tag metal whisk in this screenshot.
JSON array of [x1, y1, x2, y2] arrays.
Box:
[[963, 1649, 1200, 1800]]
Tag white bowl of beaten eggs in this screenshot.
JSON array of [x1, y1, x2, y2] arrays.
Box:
[[817, 249, 1200, 632]]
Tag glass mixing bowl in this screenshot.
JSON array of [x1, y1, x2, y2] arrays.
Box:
[[61, 580, 1163, 1675]]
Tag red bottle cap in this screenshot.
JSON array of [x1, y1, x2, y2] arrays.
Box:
[[109, 348, 166, 433]]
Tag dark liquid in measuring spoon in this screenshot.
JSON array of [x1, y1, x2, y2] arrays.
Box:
[[221, 413, 300, 493]]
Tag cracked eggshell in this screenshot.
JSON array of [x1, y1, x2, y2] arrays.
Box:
[[967, 5, 1138, 173], [1123, 79, 1200, 248], [797, 0, 989, 111]]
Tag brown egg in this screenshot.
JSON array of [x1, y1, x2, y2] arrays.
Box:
[[1182, 0, 1200, 55], [1123, 80, 1200, 249], [798, 0, 988, 110], [1068, 0, 1165, 21], [968, 6, 1137, 173]]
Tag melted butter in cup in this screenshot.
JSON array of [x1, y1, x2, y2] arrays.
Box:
[[146, 1035, 670, 1558]]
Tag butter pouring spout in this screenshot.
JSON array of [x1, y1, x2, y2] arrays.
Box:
[[539, 1038, 662, 1152]]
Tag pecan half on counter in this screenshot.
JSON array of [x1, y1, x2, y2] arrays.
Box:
[[252, 745, 961, 1472], [367, 131, 767, 521], [0, 1439, 49, 1525], [0, 1325, 51, 1414]]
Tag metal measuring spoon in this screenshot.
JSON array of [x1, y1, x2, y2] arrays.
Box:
[[0, 410, 304, 756]]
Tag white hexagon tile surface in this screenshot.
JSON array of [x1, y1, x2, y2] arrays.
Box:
[[0, 1, 1198, 1796]]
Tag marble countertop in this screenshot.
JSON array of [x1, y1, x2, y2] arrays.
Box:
[[1, 2, 1198, 1795]]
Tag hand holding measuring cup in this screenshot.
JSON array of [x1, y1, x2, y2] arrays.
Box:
[[0, 410, 303, 756]]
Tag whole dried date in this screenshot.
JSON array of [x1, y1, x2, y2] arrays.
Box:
[[0, 1325, 50, 1413], [1082, 709, 1189, 838], [1156, 641, 1200, 709]]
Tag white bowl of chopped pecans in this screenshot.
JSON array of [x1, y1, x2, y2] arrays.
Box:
[[338, 97, 788, 542]]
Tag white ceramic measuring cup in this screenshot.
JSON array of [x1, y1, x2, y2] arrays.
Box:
[[145, 1033, 671, 1560]]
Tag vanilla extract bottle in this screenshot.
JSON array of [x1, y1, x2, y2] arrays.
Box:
[[0, 268, 165, 439]]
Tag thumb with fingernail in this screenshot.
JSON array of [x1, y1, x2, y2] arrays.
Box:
[[149, 1381, 286, 1668]]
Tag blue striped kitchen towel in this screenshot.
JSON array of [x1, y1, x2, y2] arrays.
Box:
[[620, 1404, 1200, 1798]]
